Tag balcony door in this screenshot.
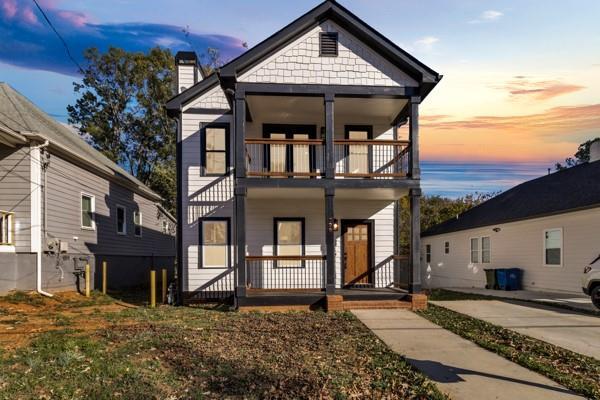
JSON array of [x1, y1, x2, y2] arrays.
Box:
[[263, 124, 317, 177], [345, 125, 372, 175]]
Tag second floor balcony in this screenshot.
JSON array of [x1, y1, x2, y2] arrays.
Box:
[[245, 137, 410, 179]]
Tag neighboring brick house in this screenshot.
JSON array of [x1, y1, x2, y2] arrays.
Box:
[[166, 0, 441, 309], [0, 83, 176, 295]]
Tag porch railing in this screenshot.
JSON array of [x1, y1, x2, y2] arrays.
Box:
[[334, 140, 410, 178], [372, 255, 409, 288], [245, 139, 411, 179], [245, 138, 325, 178], [246, 255, 326, 290]]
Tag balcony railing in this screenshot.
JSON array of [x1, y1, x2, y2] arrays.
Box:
[[245, 138, 410, 179], [246, 255, 326, 290]]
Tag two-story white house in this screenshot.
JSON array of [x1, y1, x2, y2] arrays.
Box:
[[166, 0, 441, 310]]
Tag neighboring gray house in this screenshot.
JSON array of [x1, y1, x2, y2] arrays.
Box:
[[166, 0, 441, 308], [0, 83, 176, 295], [421, 144, 600, 294]]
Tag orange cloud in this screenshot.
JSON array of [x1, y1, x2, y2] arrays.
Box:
[[497, 78, 585, 100], [421, 104, 600, 162]]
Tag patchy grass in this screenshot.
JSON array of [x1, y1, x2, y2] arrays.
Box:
[[0, 293, 447, 399], [2, 291, 46, 307], [418, 304, 600, 399], [427, 289, 600, 317]]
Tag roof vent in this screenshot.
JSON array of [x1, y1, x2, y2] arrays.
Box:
[[319, 32, 338, 57]]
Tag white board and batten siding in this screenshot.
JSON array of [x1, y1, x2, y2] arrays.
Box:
[[421, 207, 600, 294]]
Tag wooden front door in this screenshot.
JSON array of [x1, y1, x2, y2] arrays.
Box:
[[342, 221, 372, 286]]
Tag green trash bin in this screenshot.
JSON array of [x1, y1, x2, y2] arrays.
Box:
[[484, 269, 497, 289]]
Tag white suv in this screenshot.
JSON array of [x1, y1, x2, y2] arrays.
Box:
[[582, 255, 600, 309]]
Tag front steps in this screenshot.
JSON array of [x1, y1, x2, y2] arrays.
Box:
[[326, 293, 427, 312]]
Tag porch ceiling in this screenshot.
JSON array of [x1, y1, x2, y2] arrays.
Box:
[[246, 186, 408, 200], [246, 95, 407, 126]]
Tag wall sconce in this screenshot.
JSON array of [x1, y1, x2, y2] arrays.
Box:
[[328, 218, 339, 232], [493, 227, 501, 232]]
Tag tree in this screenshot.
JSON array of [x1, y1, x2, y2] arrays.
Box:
[[398, 192, 497, 253], [555, 138, 600, 170], [67, 47, 176, 213]]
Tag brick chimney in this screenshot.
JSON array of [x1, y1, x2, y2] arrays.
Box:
[[175, 51, 201, 94]]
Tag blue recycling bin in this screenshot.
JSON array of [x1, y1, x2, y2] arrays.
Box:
[[506, 268, 522, 291], [495, 269, 508, 290]]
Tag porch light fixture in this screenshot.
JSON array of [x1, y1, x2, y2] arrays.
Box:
[[328, 218, 339, 232]]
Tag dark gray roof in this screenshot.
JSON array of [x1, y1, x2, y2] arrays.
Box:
[[422, 161, 600, 237], [0, 82, 160, 201]]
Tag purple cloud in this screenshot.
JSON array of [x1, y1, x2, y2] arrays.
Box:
[[0, 0, 246, 76]]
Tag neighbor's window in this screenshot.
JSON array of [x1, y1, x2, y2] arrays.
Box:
[[202, 219, 229, 268], [275, 218, 304, 267], [481, 237, 491, 263], [0, 211, 14, 245], [116, 206, 126, 235], [81, 194, 95, 230], [470, 238, 480, 263], [425, 244, 431, 263], [544, 228, 562, 266], [162, 220, 170, 234], [444, 241, 450, 254], [134, 211, 142, 237], [204, 125, 228, 175]]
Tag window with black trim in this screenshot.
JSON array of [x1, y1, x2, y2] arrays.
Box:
[[425, 244, 431, 263], [320, 32, 338, 57], [201, 218, 230, 268], [444, 241, 449, 254], [116, 205, 126, 235], [263, 124, 317, 176], [202, 124, 229, 176], [274, 218, 305, 267]]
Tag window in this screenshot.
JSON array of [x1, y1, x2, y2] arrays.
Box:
[[544, 228, 562, 266], [80, 194, 95, 230], [319, 32, 338, 56], [203, 124, 228, 175], [201, 219, 230, 268], [481, 237, 491, 263], [162, 220, 170, 234], [263, 124, 317, 176], [116, 205, 126, 235], [444, 241, 450, 254], [425, 244, 431, 263], [470, 238, 480, 263], [134, 211, 142, 237], [0, 211, 14, 245], [274, 218, 305, 267]]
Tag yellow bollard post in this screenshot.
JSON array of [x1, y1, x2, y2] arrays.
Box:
[[102, 261, 107, 295], [85, 263, 90, 297], [150, 270, 156, 308], [162, 268, 167, 304]]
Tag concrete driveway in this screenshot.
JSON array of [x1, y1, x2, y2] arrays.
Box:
[[353, 309, 581, 400], [432, 300, 600, 359]]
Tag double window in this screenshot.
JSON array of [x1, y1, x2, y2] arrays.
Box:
[[202, 124, 229, 176], [0, 211, 14, 245], [201, 218, 230, 268], [274, 218, 305, 267], [470, 237, 491, 263], [264, 124, 317, 177], [544, 228, 562, 266], [81, 194, 95, 230]]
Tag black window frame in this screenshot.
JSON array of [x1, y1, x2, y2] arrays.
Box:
[[319, 32, 339, 57], [425, 244, 431, 263], [344, 125, 373, 174], [444, 241, 450, 254], [263, 124, 318, 177], [199, 217, 231, 269], [116, 205, 126, 235], [201, 122, 230, 177], [273, 217, 306, 268]]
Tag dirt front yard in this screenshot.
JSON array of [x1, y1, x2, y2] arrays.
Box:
[[0, 291, 446, 399]]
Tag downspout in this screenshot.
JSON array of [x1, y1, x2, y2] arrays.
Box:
[[33, 140, 53, 297]]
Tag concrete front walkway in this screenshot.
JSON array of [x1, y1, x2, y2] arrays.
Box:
[[353, 309, 582, 400], [433, 300, 600, 360], [449, 287, 595, 313]]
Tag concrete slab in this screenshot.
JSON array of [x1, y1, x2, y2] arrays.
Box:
[[432, 300, 600, 360], [449, 287, 596, 313], [353, 309, 582, 400]]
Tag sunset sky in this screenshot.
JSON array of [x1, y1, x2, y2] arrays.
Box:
[[1, 0, 599, 166]]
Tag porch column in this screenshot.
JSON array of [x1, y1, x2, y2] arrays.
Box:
[[324, 93, 335, 179], [325, 186, 336, 294], [235, 186, 247, 298], [409, 97, 420, 180], [409, 187, 422, 293], [392, 124, 401, 288], [234, 88, 246, 179]]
